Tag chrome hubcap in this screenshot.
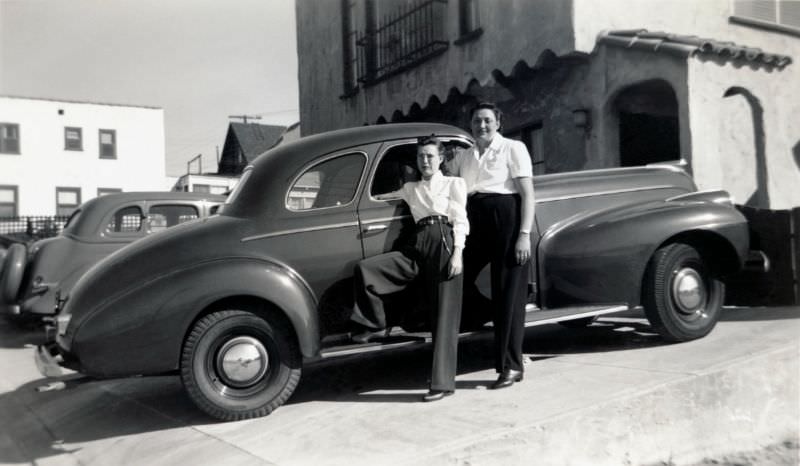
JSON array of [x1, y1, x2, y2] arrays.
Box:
[[672, 267, 706, 315], [216, 336, 269, 388]]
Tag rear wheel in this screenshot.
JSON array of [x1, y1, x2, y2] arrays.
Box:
[[642, 243, 724, 342], [180, 309, 301, 421]]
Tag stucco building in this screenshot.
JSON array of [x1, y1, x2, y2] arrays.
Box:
[[295, 0, 799, 210], [0, 95, 168, 216]]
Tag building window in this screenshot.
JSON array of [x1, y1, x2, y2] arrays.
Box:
[[455, 0, 483, 44], [56, 187, 81, 216], [731, 0, 800, 34], [0, 185, 18, 216], [0, 123, 20, 154], [192, 184, 211, 193], [99, 129, 117, 159], [64, 127, 83, 151], [354, 0, 449, 87], [341, 0, 359, 96], [97, 188, 122, 197]]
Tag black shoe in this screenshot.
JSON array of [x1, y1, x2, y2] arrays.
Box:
[[350, 327, 390, 344], [491, 369, 523, 390], [422, 389, 454, 402]]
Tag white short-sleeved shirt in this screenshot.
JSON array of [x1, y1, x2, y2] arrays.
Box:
[[448, 134, 533, 194]]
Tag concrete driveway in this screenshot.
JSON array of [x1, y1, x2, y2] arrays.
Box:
[[0, 307, 798, 466]]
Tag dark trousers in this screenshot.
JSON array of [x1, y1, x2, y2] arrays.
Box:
[[352, 221, 463, 391], [464, 193, 528, 374]]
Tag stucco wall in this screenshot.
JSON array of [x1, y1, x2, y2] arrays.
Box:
[[0, 96, 167, 215], [687, 57, 800, 210], [296, 0, 577, 135]]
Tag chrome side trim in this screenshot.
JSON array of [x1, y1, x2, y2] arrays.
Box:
[[241, 221, 360, 242], [536, 185, 676, 203], [361, 215, 411, 224]]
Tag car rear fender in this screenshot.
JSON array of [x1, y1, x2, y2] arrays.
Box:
[[537, 194, 749, 308], [72, 257, 319, 377]]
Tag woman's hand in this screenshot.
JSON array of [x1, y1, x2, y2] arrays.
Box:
[[515, 232, 531, 265], [448, 248, 464, 278]]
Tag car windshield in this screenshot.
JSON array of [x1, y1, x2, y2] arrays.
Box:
[[225, 167, 251, 206]]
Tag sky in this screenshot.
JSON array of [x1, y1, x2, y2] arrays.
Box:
[[0, 0, 299, 176]]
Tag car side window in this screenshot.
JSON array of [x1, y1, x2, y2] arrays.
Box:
[[148, 204, 199, 233], [287, 153, 365, 211], [371, 143, 420, 198], [106, 206, 143, 233]]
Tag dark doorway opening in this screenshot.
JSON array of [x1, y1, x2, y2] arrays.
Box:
[[614, 80, 680, 167]]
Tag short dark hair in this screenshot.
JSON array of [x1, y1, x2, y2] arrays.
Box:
[[470, 102, 503, 127], [417, 134, 444, 154]]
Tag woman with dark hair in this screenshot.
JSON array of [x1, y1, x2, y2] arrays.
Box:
[[449, 102, 535, 389], [349, 136, 469, 402]]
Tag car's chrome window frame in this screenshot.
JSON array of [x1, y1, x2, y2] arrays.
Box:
[[284, 151, 368, 212], [367, 136, 473, 203], [100, 203, 146, 238]]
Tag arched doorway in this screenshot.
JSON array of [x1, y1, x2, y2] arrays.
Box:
[[613, 80, 680, 166]]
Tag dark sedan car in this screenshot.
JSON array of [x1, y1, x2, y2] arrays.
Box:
[[1, 192, 225, 319], [38, 123, 750, 421]]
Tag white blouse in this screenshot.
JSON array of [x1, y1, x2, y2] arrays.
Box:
[[396, 171, 469, 248]]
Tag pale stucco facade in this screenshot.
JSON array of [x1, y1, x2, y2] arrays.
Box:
[[295, 0, 799, 209], [0, 96, 168, 216]]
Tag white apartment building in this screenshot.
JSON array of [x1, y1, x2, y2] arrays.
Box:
[[0, 95, 168, 216]]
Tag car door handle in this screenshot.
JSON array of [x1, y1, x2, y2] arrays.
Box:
[[363, 224, 388, 232]]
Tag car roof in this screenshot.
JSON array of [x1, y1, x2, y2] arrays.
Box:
[[64, 191, 226, 238], [227, 123, 472, 217]]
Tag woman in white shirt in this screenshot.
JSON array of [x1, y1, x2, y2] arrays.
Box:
[[350, 136, 469, 402], [449, 102, 535, 390]]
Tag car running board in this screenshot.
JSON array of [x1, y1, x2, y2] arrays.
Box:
[[315, 304, 629, 361]]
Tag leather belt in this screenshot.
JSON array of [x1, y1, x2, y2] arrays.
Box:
[[417, 215, 450, 226]]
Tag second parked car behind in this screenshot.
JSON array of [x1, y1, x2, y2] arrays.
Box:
[[0, 192, 225, 319]]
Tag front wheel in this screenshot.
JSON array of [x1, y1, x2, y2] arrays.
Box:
[[642, 243, 724, 342], [180, 309, 301, 421]]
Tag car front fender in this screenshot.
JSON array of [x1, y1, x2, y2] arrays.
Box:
[[71, 257, 319, 377], [538, 195, 749, 308]]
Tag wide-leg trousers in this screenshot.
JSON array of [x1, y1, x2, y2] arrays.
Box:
[[351, 221, 463, 391], [464, 193, 528, 374]]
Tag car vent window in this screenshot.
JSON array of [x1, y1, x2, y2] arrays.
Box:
[[106, 206, 143, 233], [287, 153, 365, 211], [148, 204, 200, 233]]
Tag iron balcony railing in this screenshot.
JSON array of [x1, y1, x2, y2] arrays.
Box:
[[356, 0, 449, 85]]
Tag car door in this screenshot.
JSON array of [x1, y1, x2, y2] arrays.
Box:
[[357, 140, 418, 258], [262, 149, 371, 300]]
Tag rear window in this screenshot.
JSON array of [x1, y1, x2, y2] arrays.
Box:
[[105, 206, 143, 233], [148, 204, 200, 232]]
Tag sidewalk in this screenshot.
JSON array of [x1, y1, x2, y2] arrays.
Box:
[[0, 306, 798, 466]]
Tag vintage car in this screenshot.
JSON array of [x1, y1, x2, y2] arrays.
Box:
[[37, 123, 751, 421], [1, 192, 225, 320]]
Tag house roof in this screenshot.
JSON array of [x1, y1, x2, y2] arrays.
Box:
[[598, 29, 793, 69], [228, 122, 288, 162]]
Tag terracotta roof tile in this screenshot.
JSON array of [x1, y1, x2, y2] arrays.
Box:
[[598, 29, 792, 69]]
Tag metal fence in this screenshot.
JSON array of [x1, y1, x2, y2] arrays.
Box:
[[0, 216, 70, 242]]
